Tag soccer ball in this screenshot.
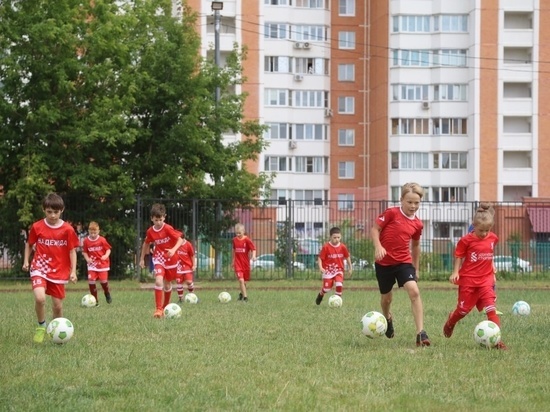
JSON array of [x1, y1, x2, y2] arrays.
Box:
[[512, 300, 530, 316], [328, 295, 343, 308], [164, 303, 182, 319], [473, 320, 501, 348], [218, 291, 232, 303], [361, 311, 388, 338], [46, 317, 74, 344], [81, 294, 97, 308], [184, 293, 199, 304]]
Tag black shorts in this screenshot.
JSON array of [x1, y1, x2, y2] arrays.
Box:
[[375, 263, 417, 294]]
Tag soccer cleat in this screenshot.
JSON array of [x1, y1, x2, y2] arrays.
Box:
[[443, 313, 455, 338], [385, 317, 395, 338], [495, 341, 508, 350], [178, 297, 184, 304], [315, 293, 323, 305], [33, 326, 46, 343], [238, 293, 243, 301], [416, 330, 431, 347], [496, 310, 503, 315], [243, 297, 248, 303], [153, 309, 164, 318], [95, 302, 100, 307], [105, 292, 112, 304]]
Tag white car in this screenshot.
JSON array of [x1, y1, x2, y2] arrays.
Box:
[[493, 255, 532, 272], [251, 254, 306, 270]]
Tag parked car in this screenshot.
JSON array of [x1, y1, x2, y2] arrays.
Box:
[[196, 252, 214, 269], [344, 256, 371, 270], [493, 255, 531, 272], [251, 254, 306, 270]]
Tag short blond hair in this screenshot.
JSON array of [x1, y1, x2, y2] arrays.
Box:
[[401, 182, 424, 199]]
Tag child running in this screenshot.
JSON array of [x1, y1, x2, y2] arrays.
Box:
[[82, 221, 112, 305], [175, 233, 197, 303]]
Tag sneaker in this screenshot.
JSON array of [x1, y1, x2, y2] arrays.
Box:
[[105, 292, 112, 304], [315, 293, 324, 305], [495, 341, 508, 350], [153, 309, 164, 318], [33, 326, 46, 343], [178, 297, 184, 304], [238, 293, 243, 301], [443, 313, 455, 338], [243, 297, 248, 303], [385, 317, 395, 339], [95, 302, 100, 307], [416, 330, 431, 347], [496, 310, 503, 315]]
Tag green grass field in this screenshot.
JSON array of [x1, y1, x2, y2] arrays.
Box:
[[1, 279, 549, 411]]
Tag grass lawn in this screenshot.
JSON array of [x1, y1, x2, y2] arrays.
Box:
[[1, 279, 549, 411]]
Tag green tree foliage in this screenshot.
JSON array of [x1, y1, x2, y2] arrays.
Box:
[[0, 0, 269, 274]]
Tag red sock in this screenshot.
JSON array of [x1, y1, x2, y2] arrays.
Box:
[[448, 310, 466, 326], [154, 287, 163, 310], [335, 285, 343, 296], [176, 286, 184, 300], [486, 310, 501, 327], [188, 283, 195, 293], [89, 284, 98, 302], [100, 282, 110, 294], [163, 289, 172, 308]]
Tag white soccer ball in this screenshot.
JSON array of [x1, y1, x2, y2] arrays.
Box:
[[164, 303, 182, 319], [184, 293, 199, 304], [218, 291, 232, 303], [46, 317, 75, 344], [473, 320, 501, 348], [361, 311, 388, 338], [512, 300, 530, 316], [328, 294, 343, 308], [81, 294, 97, 308]]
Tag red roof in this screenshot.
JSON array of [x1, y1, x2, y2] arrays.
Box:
[[527, 208, 550, 233]]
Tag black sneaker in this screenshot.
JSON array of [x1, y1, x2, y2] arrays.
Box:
[[105, 292, 112, 304], [238, 293, 243, 301], [315, 293, 323, 305], [416, 330, 431, 347], [243, 297, 248, 303], [385, 316, 395, 338]]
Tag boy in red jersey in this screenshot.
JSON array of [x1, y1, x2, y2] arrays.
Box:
[[175, 233, 196, 303], [315, 227, 352, 305], [139, 203, 183, 318], [444, 203, 507, 349], [22, 193, 79, 343], [232, 223, 256, 302], [371, 182, 431, 347], [82, 221, 112, 306]]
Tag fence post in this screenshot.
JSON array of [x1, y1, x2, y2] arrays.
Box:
[[286, 199, 293, 279], [135, 195, 142, 280]]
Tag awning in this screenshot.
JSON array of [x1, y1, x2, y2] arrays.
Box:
[[527, 208, 550, 233]]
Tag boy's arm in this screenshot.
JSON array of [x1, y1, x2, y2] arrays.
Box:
[[166, 237, 184, 257], [22, 243, 32, 271], [411, 239, 421, 276], [69, 249, 77, 283], [82, 251, 90, 264], [102, 248, 111, 260], [139, 241, 150, 268], [317, 256, 324, 272]]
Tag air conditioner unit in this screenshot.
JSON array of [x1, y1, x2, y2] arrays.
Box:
[[288, 141, 297, 149], [303, 42, 311, 49], [294, 42, 303, 49], [324, 108, 333, 117], [421, 101, 430, 110], [294, 74, 304, 81]]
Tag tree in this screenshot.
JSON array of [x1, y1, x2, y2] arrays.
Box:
[[0, 0, 269, 275]]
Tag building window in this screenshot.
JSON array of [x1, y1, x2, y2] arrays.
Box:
[[295, 189, 326, 205], [435, 49, 467, 67], [264, 23, 288, 39], [296, 58, 328, 75], [433, 153, 467, 169], [338, 129, 355, 146], [270, 189, 289, 205], [264, 89, 288, 106], [392, 84, 429, 101], [264, 0, 289, 5], [392, 49, 430, 67], [294, 90, 325, 108], [338, 194, 355, 210], [293, 123, 325, 140], [435, 15, 468, 32], [431, 187, 467, 202], [264, 123, 288, 140], [432, 118, 467, 135], [434, 84, 467, 101], [391, 152, 429, 169], [391, 118, 430, 135], [392, 15, 430, 33], [338, 31, 355, 49], [296, 157, 328, 173], [338, 64, 355, 81], [264, 156, 290, 172], [339, 0, 355, 16], [295, 0, 324, 9], [292, 25, 325, 41], [338, 96, 355, 114], [338, 161, 355, 179], [264, 56, 290, 73]]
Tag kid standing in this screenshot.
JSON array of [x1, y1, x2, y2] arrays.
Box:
[[22, 193, 79, 343], [175, 234, 196, 303], [371, 182, 431, 347], [232, 223, 256, 302], [82, 221, 112, 305], [443, 203, 507, 349], [139, 204, 183, 318], [315, 227, 352, 305]]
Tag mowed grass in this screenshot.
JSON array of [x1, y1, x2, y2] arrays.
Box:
[[0, 280, 549, 412]]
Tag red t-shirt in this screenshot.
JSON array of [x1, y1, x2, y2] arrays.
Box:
[[145, 223, 182, 269], [28, 219, 80, 283], [319, 242, 350, 278], [455, 231, 498, 287], [375, 206, 423, 266], [232, 236, 256, 272], [176, 240, 195, 274], [83, 235, 112, 272]]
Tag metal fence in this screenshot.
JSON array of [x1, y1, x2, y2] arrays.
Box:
[[2, 198, 550, 280]]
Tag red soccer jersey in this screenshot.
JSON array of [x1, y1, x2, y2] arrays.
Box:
[[319, 242, 350, 278], [83, 235, 112, 272], [145, 223, 182, 269], [375, 206, 423, 266], [232, 236, 256, 272], [27, 219, 80, 283], [455, 231, 498, 287], [176, 240, 195, 274]]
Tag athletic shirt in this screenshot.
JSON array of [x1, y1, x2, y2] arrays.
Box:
[[83, 235, 112, 272], [28, 219, 80, 283], [144, 223, 182, 269], [232, 236, 256, 271], [318, 242, 350, 278], [176, 240, 195, 273], [455, 231, 498, 287], [376, 206, 423, 266]]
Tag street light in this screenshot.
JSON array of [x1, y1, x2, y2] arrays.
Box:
[[211, 1, 224, 11]]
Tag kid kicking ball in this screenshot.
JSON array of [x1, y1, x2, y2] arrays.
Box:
[[81, 294, 97, 308], [473, 320, 501, 348], [512, 301, 530, 316], [218, 291, 232, 303], [328, 294, 343, 308], [184, 293, 199, 304], [361, 311, 388, 338], [46, 317, 75, 344], [164, 303, 182, 319]]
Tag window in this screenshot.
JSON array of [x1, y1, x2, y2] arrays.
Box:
[[264, 89, 288, 106], [293, 123, 325, 140], [264, 123, 288, 140], [338, 31, 355, 49], [295, 189, 326, 205], [270, 189, 289, 205], [433, 152, 467, 169], [338, 64, 355, 81], [436, 49, 467, 67], [338, 96, 355, 114], [393, 15, 430, 33], [264, 56, 290, 73], [294, 90, 324, 108], [432, 118, 467, 135], [296, 157, 328, 173], [391, 118, 430, 135], [434, 84, 467, 101], [392, 84, 429, 101], [338, 194, 354, 210], [264, 156, 290, 172], [292, 25, 325, 41], [264, 23, 288, 39], [392, 49, 430, 67], [264, 0, 289, 5], [295, 0, 324, 8], [296, 58, 328, 75], [338, 161, 355, 179], [339, 0, 355, 16], [391, 152, 429, 169], [431, 187, 467, 202], [435, 15, 468, 32], [338, 129, 355, 146]]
